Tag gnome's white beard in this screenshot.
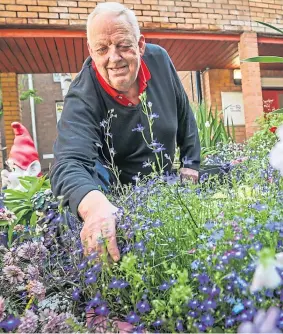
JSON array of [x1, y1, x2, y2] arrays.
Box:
[[1, 160, 29, 191]]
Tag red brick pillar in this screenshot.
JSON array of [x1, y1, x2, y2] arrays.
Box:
[[239, 32, 263, 139], [0, 73, 22, 155]]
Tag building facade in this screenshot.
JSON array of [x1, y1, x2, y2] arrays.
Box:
[[0, 0, 283, 168]]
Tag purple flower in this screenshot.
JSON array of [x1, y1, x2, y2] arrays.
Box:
[[0, 315, 21, 331], [152, 319, 164, 328], [0, 297, 5, 321], [150, 113, 159, 120], [91, 263, 102, 272], [72, 289, 81, 301], [225, 316, 235, 328], [86, 292, 102, 311], [109, 278, 129, 289], [203, 299, 217, 310], [3, 265, 24, 284], [77, 261, 87, 270], [132, 124, 145, 132], [85, 275, 97, 285], [176, 320, 184, 332], [158, 282, 171, 291], [188, 299, 199, 309], [201, 314, 214, 327], [125, 311, 140, 324], [251, 203, 268, 211], [204, 221, 215, 230], [136, 300, 150, 314], [18, 310, 38, 333], [238, 306, 280, 333], [198, 273, 210, 285], [134, 241, 146, 252], [95, 304, 110, 316], [28, 280, 46, 301]]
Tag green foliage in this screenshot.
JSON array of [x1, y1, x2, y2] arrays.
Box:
[[247, 109, 283, 153], [191, 102, 235, 161], [19, 89, 43, 104], [2, 176, 50, 246]]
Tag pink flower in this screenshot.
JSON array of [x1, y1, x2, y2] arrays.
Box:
[[0, 296, 5, 321], [27, 280, 46, 301], [3, 265, 24, 284]]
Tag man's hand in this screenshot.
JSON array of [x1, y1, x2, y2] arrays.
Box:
[[78, 190, 120, 262], [180, 167, 199, 184]]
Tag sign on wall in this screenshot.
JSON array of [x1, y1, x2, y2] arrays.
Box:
[[55, 101, 64, 122], [221, 92, 245, 126]]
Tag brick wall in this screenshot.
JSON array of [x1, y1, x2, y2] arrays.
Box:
[[20, 74, 62, 173], [0, 73, 22, 155], [0, 0, 282, 33]]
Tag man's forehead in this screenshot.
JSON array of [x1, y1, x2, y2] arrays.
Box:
[[91, 13, 134, 37]]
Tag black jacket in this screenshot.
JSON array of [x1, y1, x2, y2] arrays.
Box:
[[50, 44, 200, 215]]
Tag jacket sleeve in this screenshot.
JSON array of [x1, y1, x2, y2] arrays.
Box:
[[50, 73, 104, 216], [169, 59, 201, 171]]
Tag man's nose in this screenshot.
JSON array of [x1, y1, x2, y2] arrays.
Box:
[[108, 45, 122, 62]]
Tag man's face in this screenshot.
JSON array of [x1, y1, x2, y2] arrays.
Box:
[[88, 13, 145, 93]]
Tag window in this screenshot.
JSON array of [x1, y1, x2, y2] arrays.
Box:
[[53, 73, 61, 82], [56, 101, 64, 122]]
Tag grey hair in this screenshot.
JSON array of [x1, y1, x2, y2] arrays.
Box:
[[87, 2, 140, 43]]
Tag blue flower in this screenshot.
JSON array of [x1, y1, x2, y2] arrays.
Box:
[[158, 282, 171, 291], [191, 260, 200, 270], [132, 124, 145, 132], [136, 300, 151, 314], [225, 316, 235, 328], [152, 319, 164, 328], [232, 302, 244, 315], [85, 274, 97, 285], [0, 316, 21, 332], [95, 303, 109, 316], [204, 221, 215, 230], [203, 299, 217, 310], [201, 314, 214, 327], [134, 241, 146, 252], [126, 312, 140, 324], [188, 299, 199, 309], [86, 292, 102, 311], [197, 273, 210, 285], [176, 320, 184, 332], [72, 288, 81, 301]]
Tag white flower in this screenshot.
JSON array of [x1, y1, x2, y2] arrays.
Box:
[[205, 121, 210, 128], [250, 251, 283, 293], [269, 126, 283, 176]]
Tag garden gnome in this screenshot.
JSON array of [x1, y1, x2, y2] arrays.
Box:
[[1, 122, 41, 190]]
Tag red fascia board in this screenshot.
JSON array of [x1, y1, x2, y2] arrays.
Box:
[[0, 29, 240, 42], [258, 36, 283, 44]]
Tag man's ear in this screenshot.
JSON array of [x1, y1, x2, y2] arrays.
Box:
[[138, 35, 146, 56], [26, 160, 41, 177]]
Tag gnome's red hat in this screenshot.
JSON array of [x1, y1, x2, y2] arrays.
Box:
[[9, 122, 40, 171]]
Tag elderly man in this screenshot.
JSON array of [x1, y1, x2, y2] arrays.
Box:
[[50, 2, 200, 261]]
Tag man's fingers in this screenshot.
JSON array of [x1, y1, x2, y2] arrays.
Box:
[[107, 235, 120, 262]]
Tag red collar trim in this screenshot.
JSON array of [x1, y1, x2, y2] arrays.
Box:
[[92, 58, 151, 107]]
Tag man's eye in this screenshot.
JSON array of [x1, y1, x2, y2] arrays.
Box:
[[119, 45, 131, 50], [96, 47, 107, 54]]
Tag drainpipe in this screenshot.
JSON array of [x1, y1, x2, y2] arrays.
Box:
[[28, 74, 38, 151], [195, 71, 203, 104]]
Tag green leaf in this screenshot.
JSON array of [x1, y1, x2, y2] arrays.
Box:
[[242, 56, 283, 63], [271, 108, 283, 114], [30, 211, 37, 229], [3, 189, 29, 199], [255, 21, 283, 34], [0, 220, 10, 226]]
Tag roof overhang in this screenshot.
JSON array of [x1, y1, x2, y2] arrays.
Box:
[[0, 29, 282, 73]]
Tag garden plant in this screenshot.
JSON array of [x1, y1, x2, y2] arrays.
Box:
[[1, 21, 283, 332]]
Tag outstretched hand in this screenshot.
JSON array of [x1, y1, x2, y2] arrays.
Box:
[[78, 190, 120, 262]]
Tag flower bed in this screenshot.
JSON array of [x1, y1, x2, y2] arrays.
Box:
[[0, 124, 283, 333]]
